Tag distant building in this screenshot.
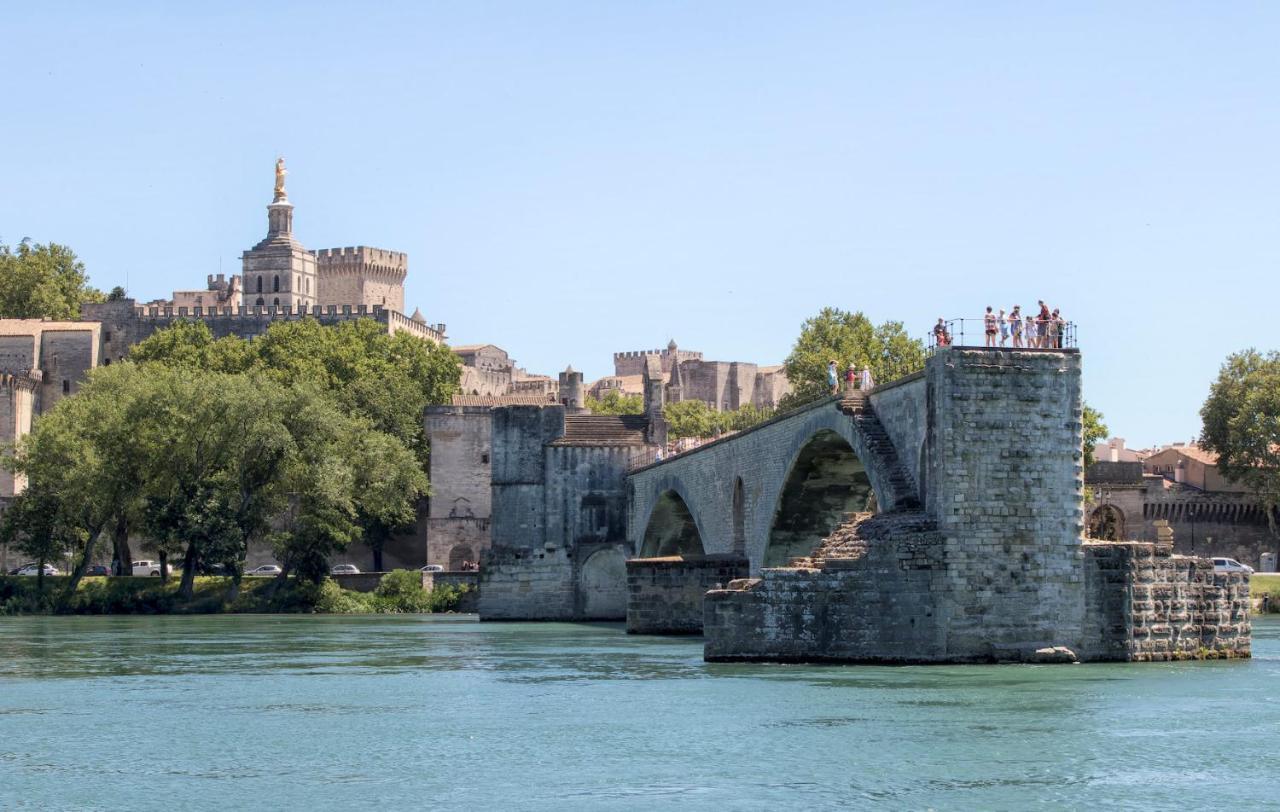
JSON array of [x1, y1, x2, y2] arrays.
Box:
[[1142, 444, 1250, 493], [600, 339, 790, 412], [1085, 442, 1273, 569]]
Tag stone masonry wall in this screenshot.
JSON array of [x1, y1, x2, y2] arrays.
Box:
[[927, 349, 1085, 660], [626, 555, 749, 634], [866, 371, 927, 503], [1081, 541, 1250, 661]]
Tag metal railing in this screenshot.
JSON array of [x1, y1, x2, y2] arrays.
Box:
[[927, 317, 1077, 352]]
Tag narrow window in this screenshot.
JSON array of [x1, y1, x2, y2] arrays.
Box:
[[273, 275, 280, 292], [62, 379, 70, 394], [481, 453, 490, 464], [104, 330, 111, 342], [256, 277, 263, 293], [273, 297, 280, 307]]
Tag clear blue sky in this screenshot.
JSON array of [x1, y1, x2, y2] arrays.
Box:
[[2, 2, 1276, 446]]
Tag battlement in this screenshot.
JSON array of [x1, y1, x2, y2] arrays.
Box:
[[0, 371, 40, 391], [125, 304, 445, 343], [314, 245, 408, 266], [612, 349, 704, 361]]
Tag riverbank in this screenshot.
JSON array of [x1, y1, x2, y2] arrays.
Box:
[[0, 570, 470, 616], [1253, 573, 1280, 612]]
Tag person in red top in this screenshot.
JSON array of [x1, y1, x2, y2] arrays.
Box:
[[1036, 301, 1051, 348]]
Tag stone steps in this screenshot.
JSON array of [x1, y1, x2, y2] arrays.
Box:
[[838, 396, 920, 511], [787, 509, 940, 569]]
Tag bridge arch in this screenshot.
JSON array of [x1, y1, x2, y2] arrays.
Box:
[[763, 429, 875, 567], [639, 489, 707, 558]]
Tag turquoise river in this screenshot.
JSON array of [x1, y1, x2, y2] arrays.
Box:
[[2, 614, 1278, 810]]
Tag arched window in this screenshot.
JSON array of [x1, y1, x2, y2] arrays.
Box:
[[255, 297, 264, 306], [305, 278, 310, 294], [256, 277, 263, 293], [273, 275, 280, 292], [273, 297, 280, 307]]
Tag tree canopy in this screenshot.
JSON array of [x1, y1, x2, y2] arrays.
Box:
[[1200, 349, 1280, 527], [129, 318, 462, 471], [664, 400, 773, 440], [1082, 404, 1108, 467], [781, 307, 925, 406], [0, 239, 103, 320], [586, 389, 644, 415]]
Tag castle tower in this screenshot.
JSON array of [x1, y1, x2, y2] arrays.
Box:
[[559, 365, 585, 413], [241, 158, 318, 311]]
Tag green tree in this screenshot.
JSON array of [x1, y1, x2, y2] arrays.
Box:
[[586, 389, 644, 415], [780, 308, 925, 407], [664, 400, 717, 440], [1200, 349, 1280, 532], [0, 239, 103, 319], [1082, 404, 1109, 467]]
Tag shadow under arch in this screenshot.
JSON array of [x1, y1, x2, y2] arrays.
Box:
[[765, 429, 874, 568], [640, 490, 707, 558]]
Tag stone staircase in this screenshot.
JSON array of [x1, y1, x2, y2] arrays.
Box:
[[838, 393, 920, 511], [787, 509, 942, 570]]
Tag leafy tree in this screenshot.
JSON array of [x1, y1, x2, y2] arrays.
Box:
[[1082, 404, 1108, 467], [0, 239, 103, 319], [131, 318, 461, 470], [586, 389, 644, 415], [664, 400, 717, 440], [1200, 349, 1280, 533], [106, 286, 127, 302], [781, 308, 925, 407], [0, 483, 75, 593]]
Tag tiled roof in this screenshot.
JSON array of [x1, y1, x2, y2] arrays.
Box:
[[1148, 444, 1219, 466], [551, 414, 650, 446]]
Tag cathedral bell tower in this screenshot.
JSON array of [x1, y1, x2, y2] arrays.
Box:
[[241, 157, 318, 311]]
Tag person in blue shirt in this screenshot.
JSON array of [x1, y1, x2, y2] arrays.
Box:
[[827, 360, 839, 395]]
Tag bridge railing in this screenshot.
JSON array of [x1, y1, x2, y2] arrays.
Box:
[[927, 317, 1077, 353]]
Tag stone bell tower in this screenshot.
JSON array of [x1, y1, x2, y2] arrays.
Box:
[[241, 157, 318, 311]]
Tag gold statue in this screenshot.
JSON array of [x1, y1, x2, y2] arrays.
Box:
[[273, 157, 288, 201]]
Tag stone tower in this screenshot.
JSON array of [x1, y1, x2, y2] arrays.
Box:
[[241, 159, 318, 311], [559, 365, 585, 413]]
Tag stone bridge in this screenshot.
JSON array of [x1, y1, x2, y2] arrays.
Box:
[[625, 348, 1251, 662], [627, 381, 928, 575]]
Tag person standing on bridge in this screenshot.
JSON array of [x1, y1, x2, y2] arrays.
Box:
[[828, 360, 839, 395], [984, 306, 998, 347], [860, 366, 874, 391], [845, 363, 857, 393], [1010, 306, 1023, 347]]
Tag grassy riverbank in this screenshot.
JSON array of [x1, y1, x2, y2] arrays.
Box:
[[0, 570, 469, 616], [1252, 574, 1280, 613]]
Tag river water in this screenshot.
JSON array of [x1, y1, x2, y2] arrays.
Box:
[[1, 614, 1278, 811]]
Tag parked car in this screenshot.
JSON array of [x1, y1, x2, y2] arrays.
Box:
[[420, 564, 444, 573], [8, 562, 36, 575], [247, 564, 283, 577], [86, 565, 111, 577], [16, 564, 61, 577], [330, 564, 360, 575], [132, 560, 169, 577], [1212, 558, 1254, 575]]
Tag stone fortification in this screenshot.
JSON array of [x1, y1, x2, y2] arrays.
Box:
[[478, 406, 652, 621], [626, 554, 749, 635], [314, 246, 407, 313], [1081, 540, 1249, 660]]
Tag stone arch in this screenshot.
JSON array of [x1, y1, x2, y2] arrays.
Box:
[[731, 477, 746, 555], [580, 548, 627, 619], [1088, 504, 1126, 541], [448, 544, 474, 571], [632, 474, 712, 557], [640, 489, 706, 558], [764, 429, 873, 568]]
